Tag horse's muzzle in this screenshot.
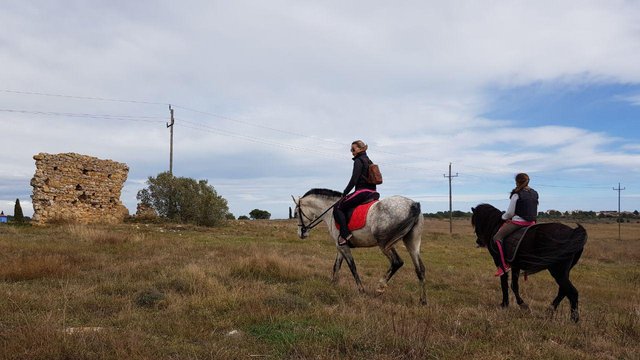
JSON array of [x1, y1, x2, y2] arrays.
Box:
[[297, 227, 309, 239]]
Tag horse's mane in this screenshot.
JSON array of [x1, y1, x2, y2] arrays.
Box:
[[472, 203, 504, 236], [302, 188, 342, 199]]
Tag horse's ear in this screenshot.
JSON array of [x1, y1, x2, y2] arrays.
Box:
[[471, 207, 475, 212]]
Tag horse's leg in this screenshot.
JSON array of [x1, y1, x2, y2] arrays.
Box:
[[547, 286, 566, 317], [549, 261, 580, 322], [376, 247, 404, 295], [566, 279, 580, 323], [402, 225, 427, 305], [510, 268, 528, 309], [500, 272, 509, 308], [337, 245, 364, 293], [332, 251, 344, 283]]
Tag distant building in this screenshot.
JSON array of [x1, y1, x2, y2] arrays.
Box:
[[0, 211, 7, 224]]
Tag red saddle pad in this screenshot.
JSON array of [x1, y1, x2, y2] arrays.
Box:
[[335, 200, 378, 231]]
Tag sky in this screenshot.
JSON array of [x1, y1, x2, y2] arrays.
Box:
[[1, 1, 639, 219]]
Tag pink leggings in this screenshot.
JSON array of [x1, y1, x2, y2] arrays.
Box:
[[493, 222, 523, 269]]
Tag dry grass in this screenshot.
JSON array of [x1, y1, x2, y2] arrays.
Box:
[[0, 219, 638, 359]]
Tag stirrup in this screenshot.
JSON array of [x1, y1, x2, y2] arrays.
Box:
[[338, 234, 353, 247]]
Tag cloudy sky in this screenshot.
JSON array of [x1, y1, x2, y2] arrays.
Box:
[[1, 1, 639, 219]]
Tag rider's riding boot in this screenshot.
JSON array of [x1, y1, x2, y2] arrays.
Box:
[[338, 233, 353, 247], [495, 264, 511, 277], [494, 239, 511, 276]]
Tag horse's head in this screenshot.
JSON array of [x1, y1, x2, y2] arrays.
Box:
[[292, 189, 342, 240], [292, 196, 310, 239], [471, 204, 503, 248], [471, 206, 485, 247]]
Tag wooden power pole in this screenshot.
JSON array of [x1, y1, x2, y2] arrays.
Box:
[[444, 163, 458, 234], [613, 182, 625, 240], [167, 105, 175, 175]]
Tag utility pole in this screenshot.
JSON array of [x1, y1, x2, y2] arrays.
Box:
[[167, 105, 175, 175], [443, 163, 458, 234], [613, 182, 625, 240]]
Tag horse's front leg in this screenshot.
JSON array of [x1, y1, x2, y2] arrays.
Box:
[[376, 247, 404, 295], [332, 251, 344, 283], [500, 273, 509, 307], [338, 245, 364, 293], [511, 268, 528, 309]]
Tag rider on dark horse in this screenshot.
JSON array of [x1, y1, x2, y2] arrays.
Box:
[[334, 140, 380, 246], [493, 173, 539, 276]]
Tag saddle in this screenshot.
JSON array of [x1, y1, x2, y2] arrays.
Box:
[[335, 200, 378, 231], [502, 224, 541, 262]]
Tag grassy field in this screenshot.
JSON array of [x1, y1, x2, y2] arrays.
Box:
[[0, 218, 638, 359]]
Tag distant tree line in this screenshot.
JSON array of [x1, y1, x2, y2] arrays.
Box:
[[539, 210, 640, 219], [423, 211, 472, 219]]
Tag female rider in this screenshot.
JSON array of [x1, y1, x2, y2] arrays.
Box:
[[333, 140, 380, 246], [493, 173, 539, 276]]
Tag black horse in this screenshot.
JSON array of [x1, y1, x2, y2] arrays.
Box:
[[471, 204, 588, 322]]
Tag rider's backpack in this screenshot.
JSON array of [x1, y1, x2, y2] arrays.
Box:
[[364, 160, 383, 185]]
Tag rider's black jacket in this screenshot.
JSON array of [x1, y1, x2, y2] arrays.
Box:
[[343, 152, 376, 196]]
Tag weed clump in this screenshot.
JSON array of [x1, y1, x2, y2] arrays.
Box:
[[135, 288, 167, 308]]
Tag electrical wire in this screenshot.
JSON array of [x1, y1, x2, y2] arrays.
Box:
[[0, 89, 628, 190], [1, 89, 169, 106], [0, 108, 166, 124]]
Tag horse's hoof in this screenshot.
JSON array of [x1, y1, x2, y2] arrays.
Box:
[[500, 302, 509, 308], [519, 303, 530, 310], [375, 288, 386, 295], [571, 310, 580, 323], [420, 298, 427, 306]]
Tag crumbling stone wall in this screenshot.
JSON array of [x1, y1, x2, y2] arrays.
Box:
[[30, 153, 129, 224]]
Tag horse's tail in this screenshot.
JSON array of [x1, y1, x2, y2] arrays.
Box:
[[570, 224, 587, 268], [410, 201, 421, 222], [383, 201, 422, 251]]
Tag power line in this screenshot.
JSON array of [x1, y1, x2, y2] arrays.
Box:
[[0, 88, 449, 165], [179, 123, 344, 158], [537, 183, 611, 190], [179, 118, 444, 173], [0, 108, 166, 123], [174, 104, 448, 164], [0, 89, 629, 192], [1, 89, 169, 106]]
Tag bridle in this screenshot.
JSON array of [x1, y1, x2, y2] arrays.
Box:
[[293, 196, 341, 235]]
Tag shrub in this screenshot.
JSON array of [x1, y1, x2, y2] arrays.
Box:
[[249, 209, 271, 220], [137, 172, 229, 226]]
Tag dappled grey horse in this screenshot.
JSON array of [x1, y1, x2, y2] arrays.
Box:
[[292, 188, 427, 304]]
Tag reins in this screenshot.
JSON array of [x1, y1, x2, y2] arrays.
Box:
[[296, 197, 343, 234]]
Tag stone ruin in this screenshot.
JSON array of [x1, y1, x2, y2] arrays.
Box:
[[30, 153, 129, 224]]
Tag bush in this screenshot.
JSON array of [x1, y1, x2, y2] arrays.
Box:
[[238, 215, 249, 220], [136, 172, 229, 226], [249, 209, 271, 220]]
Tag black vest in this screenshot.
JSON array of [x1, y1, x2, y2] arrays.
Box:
[[515, 188, 539, 221]]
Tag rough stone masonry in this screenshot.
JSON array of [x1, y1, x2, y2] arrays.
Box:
[[30, 153, 129, 224]]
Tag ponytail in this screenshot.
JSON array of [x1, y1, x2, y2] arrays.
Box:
[[510, 173, 530, 196]]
